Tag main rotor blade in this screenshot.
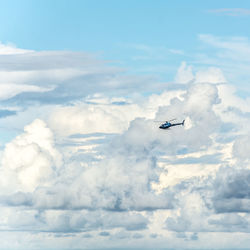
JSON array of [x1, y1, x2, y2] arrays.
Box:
[[154, 118, 177, 122]]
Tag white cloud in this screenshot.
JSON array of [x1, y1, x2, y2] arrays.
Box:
[[1, 119, 62, 192], [0, 83, 53, 100], [197, 34, 250, 91], [175, 61, 226, 84], [233, 136, 250, 161], [175, 61, 194, 84], [0, 45, 163, 105], [48, 103, 138, 136], [0, 69, 90, 85], [0, 40, 250, 249], [209, 8, 250, 17], [48, 90, 186, 137], [0, 42, 33, 55], [199, 34, 250, 54], [195, 67, 226, 84]]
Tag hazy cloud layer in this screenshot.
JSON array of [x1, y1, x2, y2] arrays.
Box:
[[0, 44, 163, 106]]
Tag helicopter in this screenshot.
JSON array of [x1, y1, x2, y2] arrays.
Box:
[[157, 119, 185, 129]]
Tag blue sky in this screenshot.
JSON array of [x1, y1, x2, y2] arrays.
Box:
[[2, 0, 250, 51], [1, 1, 250, 250], [2, 0, 250, 83]]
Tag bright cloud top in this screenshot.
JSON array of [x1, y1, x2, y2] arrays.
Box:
[[0, 39, 250, 250]]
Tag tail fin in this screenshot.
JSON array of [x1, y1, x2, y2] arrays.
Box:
[[182, 119, 185, 126]]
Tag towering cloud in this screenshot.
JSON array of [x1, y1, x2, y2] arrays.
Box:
[[0, 39, 250, 249], [1, 119, 62, 192]]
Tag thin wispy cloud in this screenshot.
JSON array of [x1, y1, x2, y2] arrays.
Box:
[[209, 8, 250, 16], [196, 34, 250, 91]]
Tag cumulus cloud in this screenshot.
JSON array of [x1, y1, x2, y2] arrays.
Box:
[[1, 40, 250, 249], [18, 79, 225, 216], [14, 78, 226, 216], [212, 167, 250, 213], [175, 61, 226, 85], [195, 67, 226, 84], [30, 141, 174, 211], [0, 116, 175, 212], [1, 119, 62, 192], [48, 102, 142, 136], [233, 135, 250, 160], [0, 208, 149, 234], [175, 61, 194, 84], [47, 89, 186, 137]]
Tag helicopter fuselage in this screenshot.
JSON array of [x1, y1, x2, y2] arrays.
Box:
[[159, 120, 185, 129]]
